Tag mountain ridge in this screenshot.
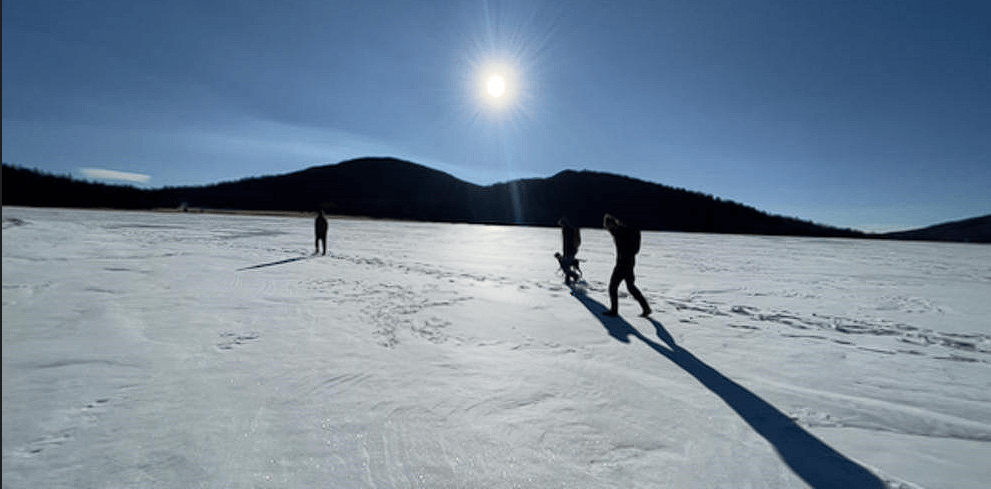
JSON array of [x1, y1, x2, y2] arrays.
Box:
[[4, 158, 986, 242], [878, 214, 991, 243]]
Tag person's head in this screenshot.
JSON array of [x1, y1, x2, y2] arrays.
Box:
[[603, 213, 618, 230]]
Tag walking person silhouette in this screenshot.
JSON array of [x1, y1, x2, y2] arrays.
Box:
[[603, 213, 651, 317], [314, 209, 328, 255]]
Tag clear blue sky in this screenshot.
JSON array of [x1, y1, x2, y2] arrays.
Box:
[[3, 0, 989, 232]]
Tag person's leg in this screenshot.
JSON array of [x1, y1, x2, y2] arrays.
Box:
[[625, 272, 651, 316], [555, 253, 568, 284], [606, 264, 623, 315], [564, 255, 579, 284], [567, 267, 580, 285]]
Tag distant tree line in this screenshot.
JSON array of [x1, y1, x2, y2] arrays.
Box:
[[4, 159, 866, 239], [2, 164, 157, 209]]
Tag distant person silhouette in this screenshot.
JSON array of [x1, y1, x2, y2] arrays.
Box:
[[315, 209, 328, 255], [603, 213, 650, 317], [555, 217, 582, 285]]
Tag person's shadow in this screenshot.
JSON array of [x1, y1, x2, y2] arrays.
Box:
[[572, 289, 885, 489], [237, 255, 312, 271]]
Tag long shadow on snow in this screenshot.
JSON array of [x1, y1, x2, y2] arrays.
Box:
[[572, 289, 884, 489], [237, 255, 313, 271]]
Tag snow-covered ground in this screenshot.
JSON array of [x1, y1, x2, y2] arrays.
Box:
[[4, 206, 990, 488]]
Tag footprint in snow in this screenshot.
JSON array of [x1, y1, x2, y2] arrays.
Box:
[[217, 332, 260, 350], [16, 398, 112, 456]]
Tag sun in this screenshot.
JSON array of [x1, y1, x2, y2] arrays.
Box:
[[469, 60, 524, 116], [477, 63, 517, 109], [486, 74, 506, 98]]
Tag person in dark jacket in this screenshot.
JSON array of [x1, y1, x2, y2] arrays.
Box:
[[556, 217, 582, 285], [603, 213, 650, 317], [315, 209, 328, 255]]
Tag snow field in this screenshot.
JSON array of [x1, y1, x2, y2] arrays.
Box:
[[3, 207, 990, 488]]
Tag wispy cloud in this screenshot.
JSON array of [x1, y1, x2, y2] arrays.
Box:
[[80, 168, 151, 184]]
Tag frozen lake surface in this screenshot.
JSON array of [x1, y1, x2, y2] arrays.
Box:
[[4, 207, 990, 488]]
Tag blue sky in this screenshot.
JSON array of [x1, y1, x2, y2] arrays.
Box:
[[3, 0, 988, 232]]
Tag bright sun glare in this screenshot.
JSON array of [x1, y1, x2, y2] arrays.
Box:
[[486, 74, 506, 98], [473, 62, 522, 114]]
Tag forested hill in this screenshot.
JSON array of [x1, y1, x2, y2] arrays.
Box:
[[879, 215, 991, 243], [4, 158, 863, 238]]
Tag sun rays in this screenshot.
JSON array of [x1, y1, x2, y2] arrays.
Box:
[[450, 1, 567, 223], [457, 1, 566, 128]]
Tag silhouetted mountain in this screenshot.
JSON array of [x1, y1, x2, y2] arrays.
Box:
[[878, 215, 991, 243], [474, 170, 856, 236], [3, 158, 869, 238], [163, 158, 480, 222]]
